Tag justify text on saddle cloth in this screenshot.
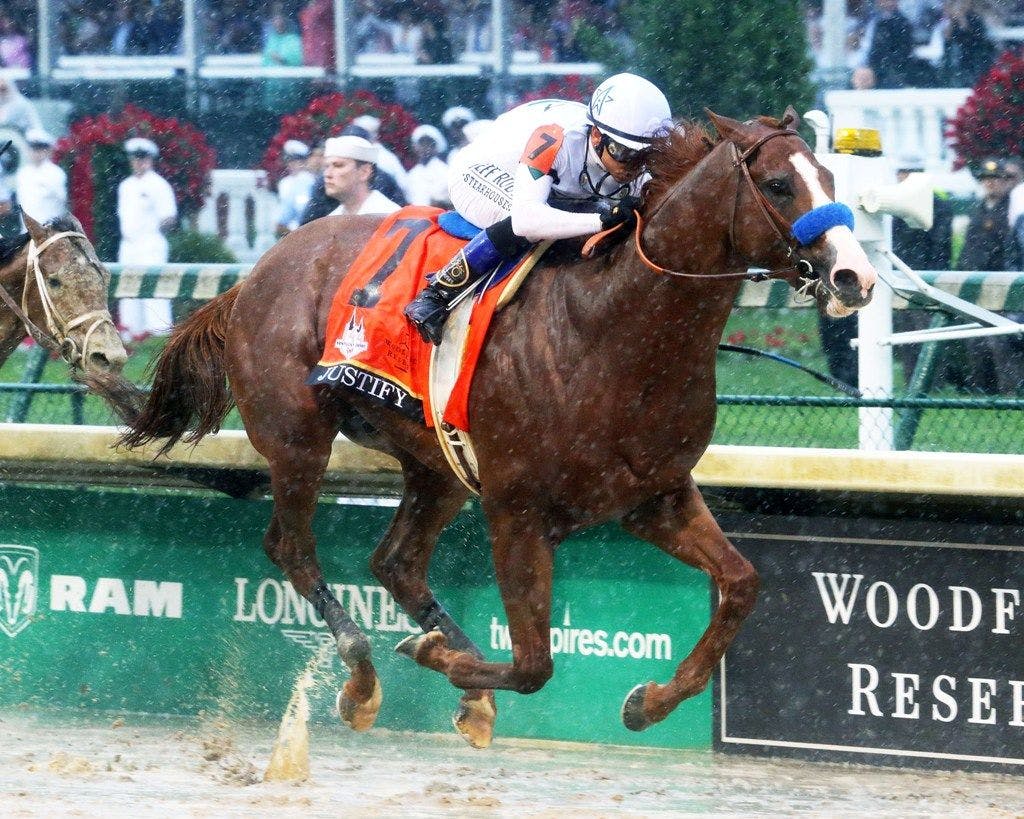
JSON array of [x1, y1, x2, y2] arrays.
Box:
[[448, 100, 646, 238]]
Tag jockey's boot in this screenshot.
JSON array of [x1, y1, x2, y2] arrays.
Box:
[[404, 229, 504, 345]]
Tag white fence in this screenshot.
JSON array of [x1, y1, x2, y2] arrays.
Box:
[[823, 88, 978, 197], [196, 169, 278, 263]]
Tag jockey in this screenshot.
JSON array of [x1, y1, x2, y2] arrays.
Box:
[[405, 72, 672, 344]]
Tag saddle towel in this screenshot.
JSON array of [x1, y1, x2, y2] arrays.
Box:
[[307, 206, 538, 433]]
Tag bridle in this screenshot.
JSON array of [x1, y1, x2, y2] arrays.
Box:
[[630, 128, 816, 284], [0, 230, 117, 368]]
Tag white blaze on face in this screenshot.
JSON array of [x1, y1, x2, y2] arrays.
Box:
[[788, 152, 877, 301]]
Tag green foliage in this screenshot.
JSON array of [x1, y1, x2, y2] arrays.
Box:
[[629, 0, 815, 121], [168, 230, 237, 264], [91, 144, 129, 262]]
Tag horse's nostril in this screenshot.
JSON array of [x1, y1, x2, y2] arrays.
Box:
[[831, 268, 859, 293], [89, 352, 112, 371]]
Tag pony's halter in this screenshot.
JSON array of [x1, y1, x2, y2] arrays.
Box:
[[20, 231, 115, 368]]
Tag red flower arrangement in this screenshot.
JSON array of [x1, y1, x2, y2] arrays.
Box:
[[262, 90, 418, 187], [947, 50, 1023, 171], [516, 75, 596, 108], [53, 105, 216, 260]]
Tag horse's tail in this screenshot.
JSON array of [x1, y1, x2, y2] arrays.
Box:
[[118, 285, 240, 455]]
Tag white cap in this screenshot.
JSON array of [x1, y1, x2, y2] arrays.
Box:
[[442, 106, 476, 129], [25, 128, 54, 147], [324, 135, 378, 164], [282, 139, 310, 159], [124, 137, 159, 157], [351, 115, 381, 139], [411, 124, 447, 154]]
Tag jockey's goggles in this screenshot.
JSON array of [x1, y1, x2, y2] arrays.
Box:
[[601, 135, 649, 164]]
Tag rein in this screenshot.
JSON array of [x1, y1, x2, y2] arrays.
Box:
[[0, 231, 116, 368], [625, 129, 814, 283]]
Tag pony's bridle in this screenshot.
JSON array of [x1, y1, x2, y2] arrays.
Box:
[[0, 231, 117, 368], [631, 129, 830, 284]]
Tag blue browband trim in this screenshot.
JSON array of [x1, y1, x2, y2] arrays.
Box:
[[791, 202, 855, 246]]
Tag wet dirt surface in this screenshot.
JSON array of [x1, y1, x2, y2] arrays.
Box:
[[2, 709, 1024, 817]]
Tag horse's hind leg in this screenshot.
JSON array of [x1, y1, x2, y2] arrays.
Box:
[[256, 418, 381, 732], [619, 476, 759, 731], [371, 456, 497, 748]]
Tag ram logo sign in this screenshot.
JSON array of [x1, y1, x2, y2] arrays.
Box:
[[0, 545, 38, 638]]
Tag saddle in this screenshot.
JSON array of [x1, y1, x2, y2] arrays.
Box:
[[308, 206, 548, 491]]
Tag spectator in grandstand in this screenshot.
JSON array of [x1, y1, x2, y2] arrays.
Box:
[[116, 137, 177, 341], [262, 7, 304, 110], [274, 139, 315, 236], [461, 0, 493, 55], [136, 0, 184, 55], [442, 106, 476, 163], [323, 135, 401, 216], [353, 0, 394, 55], [859, 0, 923, 87], [935, 0, 995, 86], [351, 114, 409, 198], [0, 74, 41, 134], [110, 4, 138, 55], [300, 0, 335, 68], [549, 0, 590, 62], [417, 16, 453, 64], [406, 124, 449, 207], [15, 128, 67, 224], [0, 13, 32, 68], [389, 8, 424, 58], [851, 65, 877, 89]]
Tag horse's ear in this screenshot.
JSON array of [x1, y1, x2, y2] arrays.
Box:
[[705, 109, 746, 143], [781, 105, 801, 130], [21, 211, 46, 244]]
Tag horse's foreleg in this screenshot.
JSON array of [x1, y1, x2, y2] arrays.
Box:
[[372, 457, 496, 748], [619, 477, 759, 731], [398, 510, 555, 696], [260, 440, 381, 732]]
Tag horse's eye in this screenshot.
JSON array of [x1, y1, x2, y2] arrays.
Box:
[[766, 179, 791, 197], [47, 276, 61, 288]]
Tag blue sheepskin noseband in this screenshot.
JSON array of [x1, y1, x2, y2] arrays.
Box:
[[791, 202, 855, 246]]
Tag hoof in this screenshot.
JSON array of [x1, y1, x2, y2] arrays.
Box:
[[337, 678, 382, 732], [453, 694, 496, 750], [621, 682, 654, 732], [394, 630, 445, 665]]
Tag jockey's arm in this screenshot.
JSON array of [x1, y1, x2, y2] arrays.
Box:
[[509, 164, 603, 242]]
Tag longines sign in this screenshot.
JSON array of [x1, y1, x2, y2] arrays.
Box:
[[714, 513, 1024, 772]]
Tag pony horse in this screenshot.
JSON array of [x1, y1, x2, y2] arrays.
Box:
[[0, 213, 141, 419], [122, 109, 877, 747]]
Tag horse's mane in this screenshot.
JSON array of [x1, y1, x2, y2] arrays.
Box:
[[643, 121, 717, 208]]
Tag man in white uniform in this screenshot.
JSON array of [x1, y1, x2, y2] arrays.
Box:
[[15, 128, 67, 224], [351, 114, 410, 200], [117, 137, 178, 340], [406, 124, 449, 208], [405, 72, 672, 344], [324, 135, 401, 216], [274, 139, 315, 236]]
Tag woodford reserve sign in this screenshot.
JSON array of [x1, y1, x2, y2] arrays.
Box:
[[714, 511, 1024, 772]]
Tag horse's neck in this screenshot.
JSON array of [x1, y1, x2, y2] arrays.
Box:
[[576, 143, 744, 365]]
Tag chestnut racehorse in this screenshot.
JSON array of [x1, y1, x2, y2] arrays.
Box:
[[0, 214, 141, 419], [121, 109, 876, 747]]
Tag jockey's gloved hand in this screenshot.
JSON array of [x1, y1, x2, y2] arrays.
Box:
[[597, 196, 640, 231]]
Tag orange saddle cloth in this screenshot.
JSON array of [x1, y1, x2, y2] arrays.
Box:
[[306, 206, 516, 430]]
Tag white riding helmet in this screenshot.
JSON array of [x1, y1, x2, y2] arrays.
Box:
[[587, 73, 672, 150]]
